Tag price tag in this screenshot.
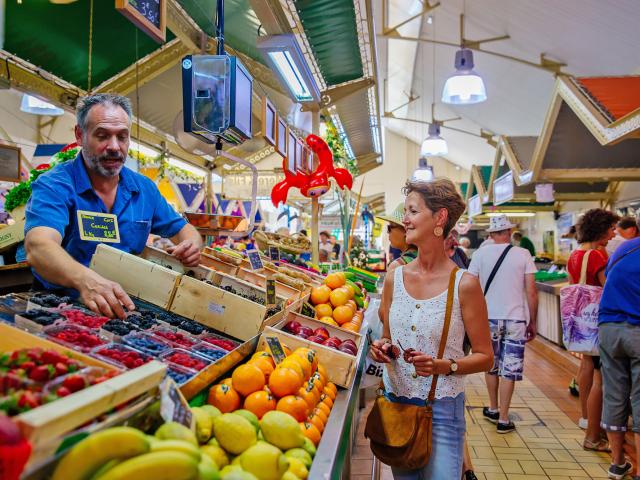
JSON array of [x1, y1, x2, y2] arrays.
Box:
[[265, 336, 286, 365], [266, 278, 276, 307], [268, 246, 280, 262], [246, 249, 264, 270], [160, 377, 194, 429], [76, 210, 120, 243]]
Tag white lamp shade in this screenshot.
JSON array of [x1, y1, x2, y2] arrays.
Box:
[[20, 94, 64, 116], [442, 73, 487, 104], [420, 136, 448, 156]]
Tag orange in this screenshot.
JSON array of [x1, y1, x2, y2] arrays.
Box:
[[286, 354, 312, 380], [322, 385, 336, 401], [243, 390, 276, 419], [268, 366, 303, 398], [325, 382, 338, 397], [320, 393, 334, 409], [311, 371, 325, 389], [293, 349, 318, 373], [221, 378, 234, 388], [208, 384, 241, 413], [251, 351, 274, 364], [316, 364, 328, 385], [232, 364, 266, 397], [319, 316, 338, 327], [342, 284, 355, 299], [332, 305, 354, 325], [308, 377, 323, 399], [276, 395, 309, 422], [311, 407, 328, 425], [341, 322, 360, 333], [282, 345, 292, 357], [307, 413, 325, 433], [329, 288, 349, 308], [345, 299, 357, 312], [248, 357, 275, 381], [299, 422, 322, 446], [324, 272, 345, 290], [279, 358, 305, 382], [298, 386, 318, 411], [316, 401, 331, 417], [310, 285, 332, 305], [314, 303, 333, 319]]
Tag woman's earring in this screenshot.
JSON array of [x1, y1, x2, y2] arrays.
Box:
[[433, 226, 444, 237]]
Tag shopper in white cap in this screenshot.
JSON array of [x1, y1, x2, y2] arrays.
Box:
[[468, 214, 538, 433]]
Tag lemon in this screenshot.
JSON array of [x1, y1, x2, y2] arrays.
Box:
[[219, 466, 259, 480], [213, 414, 257, 455], [198, 454, 221, 480], [201, 405, 222, 420], [201, 445, 230, 469], [192, 407, 214, 443], [281, 473, 300, 480], [238, 441, 289, 480], [301, 438, 316, 458], [155, 422, 198, 446], [284, 449, 312, 469], [287, 458, 308, 479], [233, 410, 260, 434], [260, 411, 304, 450]]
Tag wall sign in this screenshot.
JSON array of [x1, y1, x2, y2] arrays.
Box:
[[468, 194, 482, 218], [0, 144, 21, 183], [116, 0, 166, 44], [261, 97, 277, 147], [493, 171, 514, 206], [277, 118, 288, 160], [287, 130, 297, 175], [246, 249, 264, 270], [77, 211, 120, 243]]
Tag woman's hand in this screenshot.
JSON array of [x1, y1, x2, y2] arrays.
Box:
[[370, 339, 392, 363], [406, 351, 450, 377]]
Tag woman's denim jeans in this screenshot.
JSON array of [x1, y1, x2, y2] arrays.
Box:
[[384, 392, 466, 480]]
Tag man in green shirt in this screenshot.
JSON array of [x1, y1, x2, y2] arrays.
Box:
[[512, 231, 536, 257]]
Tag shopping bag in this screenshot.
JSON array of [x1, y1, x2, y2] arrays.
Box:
[[361, 298, 384, 389], [559, 251, 601, 355]]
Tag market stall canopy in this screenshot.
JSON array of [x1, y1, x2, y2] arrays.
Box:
[[489, 135, 615, 203], [464, 165, 491, 204]]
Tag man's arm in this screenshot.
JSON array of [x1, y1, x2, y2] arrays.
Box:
[[25, 227, 135, 318], [525, 273, 538, 341], [168, 224, 203, 267]]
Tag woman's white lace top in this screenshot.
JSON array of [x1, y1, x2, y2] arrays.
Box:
[[383, 266, 466, 400]]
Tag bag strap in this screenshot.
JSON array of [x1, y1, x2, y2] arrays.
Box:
[[427, 267, 459, 403], [578, 250, 592, 285], [483, 245, 513, 295]]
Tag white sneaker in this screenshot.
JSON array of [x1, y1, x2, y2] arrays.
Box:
[[578, 417, 588, 429]]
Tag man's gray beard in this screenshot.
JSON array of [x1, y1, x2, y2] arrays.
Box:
[[84, 152, 124, 178]]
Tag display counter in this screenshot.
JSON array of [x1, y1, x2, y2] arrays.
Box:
[[535, 279, 568, 346]]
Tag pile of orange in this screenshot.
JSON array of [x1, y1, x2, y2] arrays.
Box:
[[309, 272, 364, 333], [207, 346, 337, 447]]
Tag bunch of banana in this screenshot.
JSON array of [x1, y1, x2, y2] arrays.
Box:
[[278, 266, 312, 284], [273, 273, 305, 291]]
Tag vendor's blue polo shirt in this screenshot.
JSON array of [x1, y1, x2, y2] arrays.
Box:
[[25, 153, 187, 289], [599, 237, 640, 326]]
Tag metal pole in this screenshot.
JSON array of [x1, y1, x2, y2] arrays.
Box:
[[216, 0, 225, 55], [311, 109, 320, 264]]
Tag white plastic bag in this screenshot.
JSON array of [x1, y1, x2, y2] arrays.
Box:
[[361, 298, 384, 389]]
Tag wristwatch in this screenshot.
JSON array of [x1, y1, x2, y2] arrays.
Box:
[[446, 359, 458, 376]]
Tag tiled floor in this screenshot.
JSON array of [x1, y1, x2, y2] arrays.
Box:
[[350, 338, 635, 479]]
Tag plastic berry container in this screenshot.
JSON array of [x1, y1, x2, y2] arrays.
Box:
[[165, 364, 197, 386], [91, 344, 152, 370], [42, 366, 110, 398], [155, 312, 185, 328], [192, 342, 228, 362], [200, 334, 239, 352], [123, 313, 158, 331], [151, 328, 199, 349], [14, 311, 65, 334], [0, 373, 39, 396], [61, 309, 109, 329], [121, 332, 171, 357], [44, 324, 106, 353], [160, 348, 211, 372], [100, 320, 141, 342]]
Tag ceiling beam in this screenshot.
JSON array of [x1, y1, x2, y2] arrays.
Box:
[[303, 78, 375, 112], [538, 169, 640, 183]]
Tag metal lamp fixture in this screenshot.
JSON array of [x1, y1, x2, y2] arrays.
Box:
[[20, 94, 64, 116], [420, 122, 448, 156], [256, 34, 321, 103], [442, 49, 487, 105], [412, 157, 434, 182]]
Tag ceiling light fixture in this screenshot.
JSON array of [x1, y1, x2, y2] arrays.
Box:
[[412, 157, 434, 182], [420, 122, 448, 156], [20, 94, 64, 116], [257, 34, 321, 103], [442, 48, 487, 105]]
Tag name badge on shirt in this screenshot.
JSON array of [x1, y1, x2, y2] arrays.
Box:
[[77, 210, 120, 243]]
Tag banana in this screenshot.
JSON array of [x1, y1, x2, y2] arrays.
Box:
[[192, 407, 214, 443], [151, 440, 202, 461], [95, 451, 199, 480], [52, 427, 150, 480], [345, 280, 362, 297], [90, 460, 121, 480], [342, 272, 356, 281], [353, 295, 364, 309]]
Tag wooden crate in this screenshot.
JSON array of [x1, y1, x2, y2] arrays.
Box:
[[233, 268, 304, 300], [170, 274, 287, 342], [0, 206, 26, 252], [200, 252, 240, 276], [90, 244, 181, 309], [141, 246, 215, 281]]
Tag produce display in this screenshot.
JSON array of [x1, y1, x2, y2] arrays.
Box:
[[281, 322, 358, 356], [45, 324, 107, 353], [308, 272, 365, 334]]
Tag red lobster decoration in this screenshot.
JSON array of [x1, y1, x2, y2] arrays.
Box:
[[271, 134, 353, 206]]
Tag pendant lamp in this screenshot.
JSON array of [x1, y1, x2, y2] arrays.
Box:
[[442, 49, 487, 105], [420, 123, 448, 157]]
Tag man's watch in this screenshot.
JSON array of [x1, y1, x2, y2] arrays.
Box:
[[446, 359, 458, 376]]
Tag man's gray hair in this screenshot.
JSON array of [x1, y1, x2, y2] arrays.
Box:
[[76, 94, 133, 130]]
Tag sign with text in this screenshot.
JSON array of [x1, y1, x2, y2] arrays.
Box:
[[246, 249, 264, 270], [116, 0, 166, 44], [493, 171, 514, 206], [265, 336, 286, 364], [266, 278, 276, 306], [268, 246, 280, 262], [467, 194, 483, 218], [160, 377, 193, 429], [0, 144, 21, 182], [76, 211, 120, 243]]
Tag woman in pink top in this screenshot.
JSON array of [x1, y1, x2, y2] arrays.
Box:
[[567, 208, 619, 452]]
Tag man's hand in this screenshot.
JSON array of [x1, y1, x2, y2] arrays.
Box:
[[167, 240, 201, 267], [525, 322, 537, 343], [78, 269, 135, 319]]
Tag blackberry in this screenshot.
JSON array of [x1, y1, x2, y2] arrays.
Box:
[[180, 320, 204, 335], [103, 320, 138, 336]]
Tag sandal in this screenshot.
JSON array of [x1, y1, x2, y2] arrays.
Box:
[[583, 438, 611, 452]]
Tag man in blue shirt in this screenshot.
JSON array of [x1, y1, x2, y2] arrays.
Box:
[[25, 94, 202, 319]]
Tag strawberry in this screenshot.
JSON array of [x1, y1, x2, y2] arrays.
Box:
[[54, 362, 68, 376], [19, 361, 35, 372], [56, 386, 71, 397], [62, 374, 86, 393], [17, 391, 40, 410], [42, 350, 66, 365], [29, 365, 54, 382]]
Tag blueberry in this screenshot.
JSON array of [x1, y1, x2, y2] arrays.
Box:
[[166, 368, 193, 385], [180, 320, 204, 335]]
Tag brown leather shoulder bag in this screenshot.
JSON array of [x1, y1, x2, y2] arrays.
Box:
[[364, 267, 459, 469]]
